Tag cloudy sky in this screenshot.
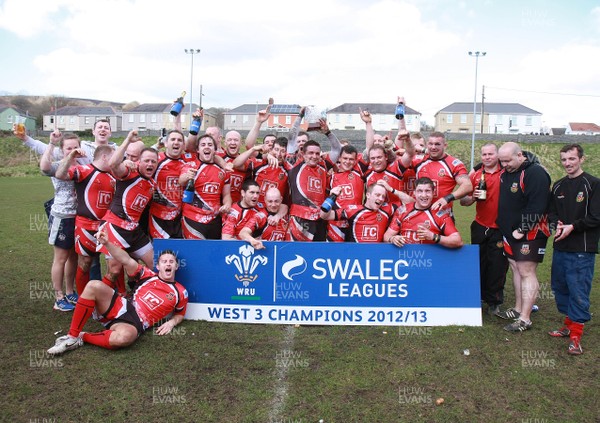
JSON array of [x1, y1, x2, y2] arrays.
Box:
[[1, 0, 599, 128]]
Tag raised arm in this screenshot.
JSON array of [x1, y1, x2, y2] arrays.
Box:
[[287, 107, 305, 154], [320, 119, 342, 163], [40, 131, 63, 175], [245, 98, 273, 150], [109, 130, 137, 178], [360, 108, 375, 153], [233, 145, 264, 170], [55, 148, 86, 180], [96, 227, 139, 275]]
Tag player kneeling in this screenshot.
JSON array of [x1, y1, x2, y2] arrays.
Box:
[[47, 228, 188, 355]]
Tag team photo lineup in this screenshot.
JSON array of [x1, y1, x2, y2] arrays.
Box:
[[16, 99, 599, 358]]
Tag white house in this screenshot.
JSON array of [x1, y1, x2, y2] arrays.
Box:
[[326, 103, 422, 133]]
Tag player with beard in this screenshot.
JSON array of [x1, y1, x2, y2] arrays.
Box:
[[148, 129, 186, 239], [47, 228, 187, 355], [179, 134, 232, 239], [384, 177, 463, 248], [239, 187, 291, 248], [101, 130, 158, 292], [364, 144, 413, 207], [320, 183, 394, 243]]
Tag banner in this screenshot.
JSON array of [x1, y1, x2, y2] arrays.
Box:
[[154, 240, 482, 326]]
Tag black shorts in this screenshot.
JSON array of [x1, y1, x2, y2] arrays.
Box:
[[48, 215, 75, 249], [149, 214, 182, 239], [503, 236, 547, 263], [182, 215, 223, 240], [99, 291, 144, 336], [98, 222, 153, 260]]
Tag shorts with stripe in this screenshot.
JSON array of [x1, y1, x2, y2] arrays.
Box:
[[182, 215, 223, 240], [75, 226, 100, 257], [503, 236, 548, 263], [97, 222, 153, 260], [93, 291, 144, 336], [48, 215, 75, 249], [149, 214, 182, 239]]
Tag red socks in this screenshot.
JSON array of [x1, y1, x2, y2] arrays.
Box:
[[68, 297, 95, 338], [569, 321, 584, 340], [75, 267, 90, 295], [82, 330, 117, 350]]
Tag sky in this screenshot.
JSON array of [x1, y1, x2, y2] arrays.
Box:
[[1, 0, 599, 129]]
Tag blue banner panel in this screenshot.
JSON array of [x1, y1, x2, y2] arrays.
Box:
[[154, 240, 482, 326]]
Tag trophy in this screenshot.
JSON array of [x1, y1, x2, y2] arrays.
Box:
[[304, 106, 325, 132]]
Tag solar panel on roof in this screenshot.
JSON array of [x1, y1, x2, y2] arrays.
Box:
[[270, 104, 301, 114]]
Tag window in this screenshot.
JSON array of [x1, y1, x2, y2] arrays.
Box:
[[526, 116, 532, 126], [447, 114, 453, 123], [70, 117, 75, 125], [151, 114, 157, 123], [347, 114, 353, 124], [60, 117, 65, 124], [128, 114, 134, 123], [285, 116, 291, 124], [273, 116, 279, 125], [406, 115, 413, 124], [140, 114, 146, 123], [335, 114, 340, 123], [7, 115, 13, 123], [476, 114, 481, 124], [460, 114, 467, 124], [85, 117, 90, 124], [496, 114, 503, 123], [243, 115, 249, 124], [231, 115, 236, 124], [509, 116, 517, 127]]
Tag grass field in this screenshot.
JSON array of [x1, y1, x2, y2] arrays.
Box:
[[1, 135, 599, 422]]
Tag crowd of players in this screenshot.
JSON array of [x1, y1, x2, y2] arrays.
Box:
[[16, 100, 598, 357]]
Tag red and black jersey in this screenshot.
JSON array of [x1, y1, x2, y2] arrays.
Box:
[[246, 158, 289, 206], [411, 154, 468, 205], [103, 169, 155, 231], [336, 203, 395, 243], [219, 152, 251, 203], [388, 203, 458, 244], [286, 161, 331, 221], [364, 160, 406, 205], [328, 169, 365, 208], [68, 164, 115, 230], [180, 161, 230, 224], [469, 167, 502, 229], [129, 265, 188, 330], [150, 153, 185, 221], [222, 202, 263, 239], [244, 211, 291, 241]]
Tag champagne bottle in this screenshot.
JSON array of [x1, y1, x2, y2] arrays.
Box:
[[170, 91, 187, 116], [189, 109, 203, 135], [394, 99, 405, 120], [320, 193, 338, 213], [476, 172, 487, 201], [182, 178, 195, 204]]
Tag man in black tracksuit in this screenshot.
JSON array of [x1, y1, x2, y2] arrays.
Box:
[[547, 144, 600, 355], [496, 142, 551, 332]]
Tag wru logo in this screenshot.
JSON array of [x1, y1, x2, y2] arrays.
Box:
[[225, 245, 268, 287]]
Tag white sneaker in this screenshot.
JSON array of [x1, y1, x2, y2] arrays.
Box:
[[47, 335, 83, 355]]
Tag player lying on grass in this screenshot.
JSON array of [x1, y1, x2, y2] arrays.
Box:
[[47, 228, 188, 355]]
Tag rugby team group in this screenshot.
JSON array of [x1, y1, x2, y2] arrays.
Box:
[[15, 100, 598, 357]]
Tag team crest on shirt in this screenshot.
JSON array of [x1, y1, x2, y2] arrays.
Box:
[[496, 241, 504, 249], [422, 220, 431, 229], [376, 213, 382, 221], [576, 192, 584, 202], [438, 169, 446, 177], [520, 244, 530, 255], [165, 293, 175, 301], [511, 183, 519, 193], [348, 173, 355, 180], [278, 173, 285, 180], [218, 171, 225, 180]]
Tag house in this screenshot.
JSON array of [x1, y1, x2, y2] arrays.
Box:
[[122, 103, 202, 132], [435, 102, 542, 134], [326, 103, 422, 133], [566, 122, 600, 135], [42, 106, 120, 132], [0, 106, 36, 132]]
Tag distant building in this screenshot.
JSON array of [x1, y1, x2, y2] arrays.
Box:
[[122, 103, 202, 132], [0, 106, 35, 131], [566, 122, 600, 135], [42, 106, 120, 132], [435, 102, 542, 134], [223, 103, 303, 132], [326, 103, 422, 133]]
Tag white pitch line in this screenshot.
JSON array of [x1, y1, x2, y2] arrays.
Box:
[[267, 325, 297, 422]]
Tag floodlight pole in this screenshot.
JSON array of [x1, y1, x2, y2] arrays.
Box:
[[184, 48, 201, 128], [468, 51, 486, 170]]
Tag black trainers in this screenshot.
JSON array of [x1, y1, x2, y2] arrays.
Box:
[[495, 307, 520, 320], [504, 319, 532, 332]]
